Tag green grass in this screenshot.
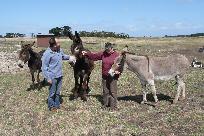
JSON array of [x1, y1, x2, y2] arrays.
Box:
[[0, 37, 204, 135]]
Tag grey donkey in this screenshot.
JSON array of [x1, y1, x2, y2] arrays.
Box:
[[110, 46, 190, 104]]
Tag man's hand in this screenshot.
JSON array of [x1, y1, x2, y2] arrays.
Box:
[[108, 68, 115, 77], [82, 51, 87, 56], [69, 56, 76, 64], [47, 79, 52, 84], [114, 70, 121, 75], [108, 69, 121, 77]]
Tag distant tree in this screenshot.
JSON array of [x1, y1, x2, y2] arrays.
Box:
[[61, 26, 72, 36], [78, 30, 129, 38], [49, 25, 130, 38], [17, 33, 26, 37], [164, 33, 204, 38], [49, 27, 62, 36], [5, 33, 14, 38], [190, 33, 204, 37], [49, 25, 72, 37], [4, 33, 25, 38], [0, 35, 3, 38]]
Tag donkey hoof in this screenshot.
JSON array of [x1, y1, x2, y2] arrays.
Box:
[[141, 101, 147, 104], [74, 93, 79, 99], [154, 101, 159, 106], [86, 88, 91, 94], [173, 99, 178, 104], [81, 97, 87, 101], [179, 97, 185, 101]]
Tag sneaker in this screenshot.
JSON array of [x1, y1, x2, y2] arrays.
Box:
[[50, 107, 58, 112]]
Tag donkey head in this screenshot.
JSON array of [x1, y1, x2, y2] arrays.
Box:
[[111, 45, 134, 73], [69, 31, 83, 56], [18, 41, 35, 68]]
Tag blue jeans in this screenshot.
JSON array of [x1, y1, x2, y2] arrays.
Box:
[[48, 77, 62, 110]]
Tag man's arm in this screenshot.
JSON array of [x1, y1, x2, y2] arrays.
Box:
[[82, 51, 103, 61], [41, 53, 52, 82], [61, 49, 76, 63], [61, 50, 70, 60]]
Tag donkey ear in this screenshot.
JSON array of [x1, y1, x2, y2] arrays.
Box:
[[75, 31, 80, 39], [123, 45, 128, 52], [75, 31, 78, 36], [121, 45, 135, 55], [20, 41, 25, 48], [27, 41, 35, 48], [75, 31, 82, 43], [121, 45, 128, 55]]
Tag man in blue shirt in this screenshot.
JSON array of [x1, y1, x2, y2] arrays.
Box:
[[42, 37, 75, 111]]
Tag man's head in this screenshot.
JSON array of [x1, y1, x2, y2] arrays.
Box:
[[105, 42, 114, 54], [49, 37, 60, 51]]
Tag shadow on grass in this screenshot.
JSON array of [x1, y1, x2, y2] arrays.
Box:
[[118, 93, 173, 104], [26, 80, 49, 91], [68, 87, 98, 101], [88, 94, 103, 104]]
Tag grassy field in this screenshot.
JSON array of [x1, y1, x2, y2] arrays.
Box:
[[0, 37, 203, 136]]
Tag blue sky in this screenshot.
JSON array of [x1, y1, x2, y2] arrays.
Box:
[[0, 0, 203, 37]]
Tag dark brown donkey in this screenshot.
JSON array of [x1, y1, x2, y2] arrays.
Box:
[[18, 41, 45, 84], [69, 31, 94, 101]]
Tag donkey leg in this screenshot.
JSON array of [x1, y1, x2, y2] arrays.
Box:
[[180, 82, 186, 100], [173, 85, 181, 103], [173, 75, 182, 103], [37, 70, 40, 83], [74, 76, 79, 99], [81, 75, 88, 101], [86, 74, 91, 94], [150, 85, 158, 103], [30, 70, 35, 84], [179, 76, 186, 100], [141, 84, 148, 104], [148, 80, 158, 103], [82, 74, 88, 91]]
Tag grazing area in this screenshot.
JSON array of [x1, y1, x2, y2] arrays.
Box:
[[0, 37, 203, 135]]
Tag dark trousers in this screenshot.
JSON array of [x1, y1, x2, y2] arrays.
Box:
[[48, 77, 62, 110], [102, 77, 118, 109]]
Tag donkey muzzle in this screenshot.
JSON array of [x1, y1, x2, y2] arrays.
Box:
[[17, 60, 24, 68]]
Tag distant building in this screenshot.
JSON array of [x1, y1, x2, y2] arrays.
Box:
[[36, 34, 54, 47]]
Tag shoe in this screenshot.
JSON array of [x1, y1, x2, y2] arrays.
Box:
[[50, 107, 58, 112], [59, 105, 67, 111], [101, 105, 109, 110], [109, 106, 118, 111]]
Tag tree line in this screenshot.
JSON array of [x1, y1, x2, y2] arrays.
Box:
[[1, 26, 204, 38], [49, 26, 129, 38], [0, 33, 26, 38], [164, 33, 204, 38]]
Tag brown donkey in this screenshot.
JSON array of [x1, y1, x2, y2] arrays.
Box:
[[68, 31, 94, 101], [18, 41, 45, 84]]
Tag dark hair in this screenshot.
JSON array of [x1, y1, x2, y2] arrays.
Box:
[[49, 37, 56, 47], [105, 42, 113, 49]]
